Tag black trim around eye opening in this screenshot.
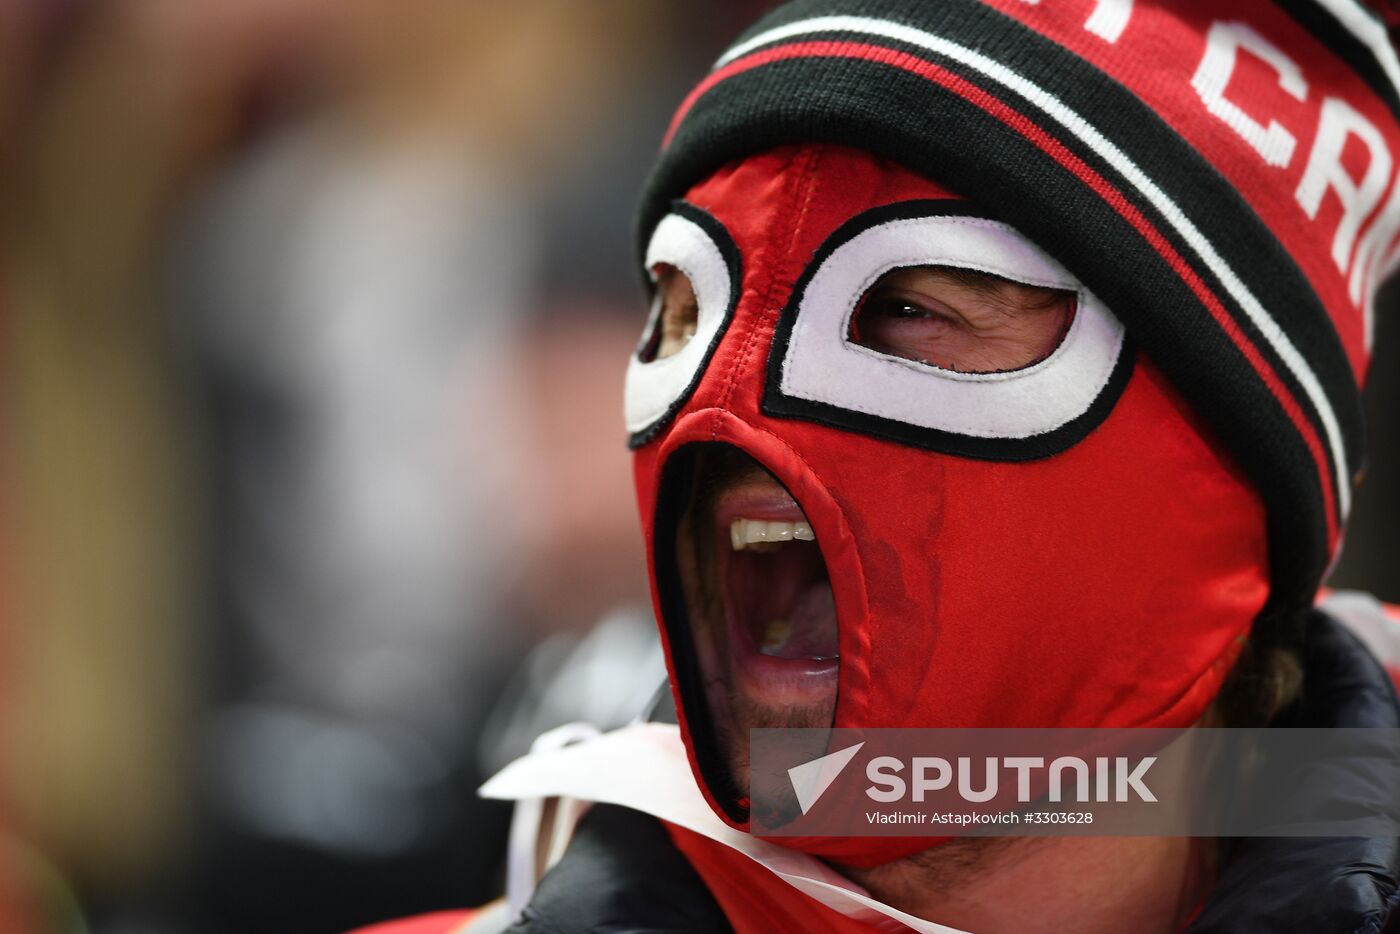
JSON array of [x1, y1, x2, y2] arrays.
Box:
[[651, 443, 748, 823], [629, 200, 744, 449], [762, 199, 1135, 462]]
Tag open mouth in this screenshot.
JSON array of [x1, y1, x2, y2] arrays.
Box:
[[655, 443, 841, 812], [717, 503, 839, 666]]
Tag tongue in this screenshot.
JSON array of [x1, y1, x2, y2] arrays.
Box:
[[759, 579, 838, 660]]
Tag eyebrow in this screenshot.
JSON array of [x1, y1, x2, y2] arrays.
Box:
[[928, 266, 1069, 312]]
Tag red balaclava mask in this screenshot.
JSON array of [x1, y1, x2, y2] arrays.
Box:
[[627, 144, 1271, 867]]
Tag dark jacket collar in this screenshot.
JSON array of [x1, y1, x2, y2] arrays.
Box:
[[1191, 610, 1400, 933]]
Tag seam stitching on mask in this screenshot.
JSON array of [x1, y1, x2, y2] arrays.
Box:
[[714, 409, 876, 721], [711, 146, 824, 440]]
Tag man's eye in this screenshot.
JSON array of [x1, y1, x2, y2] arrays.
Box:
[[639, 264, 699, 362], [867, 297, 941, 320], [848, 266, 1073, 374]]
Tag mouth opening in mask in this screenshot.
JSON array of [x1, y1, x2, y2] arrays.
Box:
[[655, 442, 840, 822]]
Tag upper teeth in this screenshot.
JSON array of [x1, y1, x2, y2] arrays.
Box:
[[730, 518, 815, 551]]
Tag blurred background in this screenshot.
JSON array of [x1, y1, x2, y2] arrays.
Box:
[[0, 2, 1394, 932]]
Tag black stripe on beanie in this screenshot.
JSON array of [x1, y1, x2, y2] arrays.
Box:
[[637, 6, 1353, 616], [1274, 0, 1400, 123]]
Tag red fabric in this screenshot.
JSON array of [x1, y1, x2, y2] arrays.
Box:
[[634, 145, 1271, 865], [348, 909, 476, 934], [664, 821, 888, 933]]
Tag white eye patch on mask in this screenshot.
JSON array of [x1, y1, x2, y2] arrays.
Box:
[[625, 202, 740, 444], [762, 201, 1133, 460]]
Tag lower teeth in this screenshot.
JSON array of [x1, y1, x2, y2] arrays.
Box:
[[760, 618, 792, 654]]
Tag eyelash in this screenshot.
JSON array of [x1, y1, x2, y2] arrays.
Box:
[[865, 293, 956, 323]]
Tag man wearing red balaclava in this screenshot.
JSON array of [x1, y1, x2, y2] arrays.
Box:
[[360, 1, 1400, 932]]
